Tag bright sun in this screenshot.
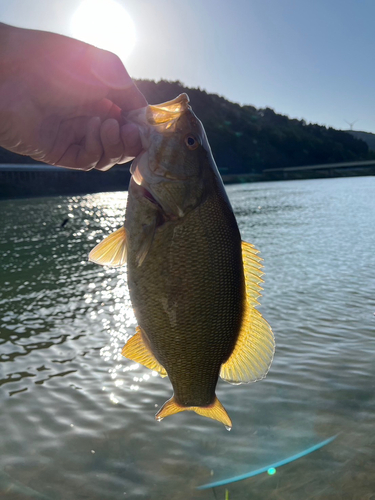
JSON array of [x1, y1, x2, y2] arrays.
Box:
[[71, 0, 136, 63]]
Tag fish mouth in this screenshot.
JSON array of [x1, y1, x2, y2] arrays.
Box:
[[147, 93, 190, 125], [141, 185, 161, 208], [140, 184, 182, 220], [125, 93, 190, 130]]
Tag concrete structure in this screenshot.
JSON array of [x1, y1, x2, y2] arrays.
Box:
[[0, 164, 131, 199], [263, 160, 375, 180]]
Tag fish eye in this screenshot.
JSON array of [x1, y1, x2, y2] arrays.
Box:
[[185, 135, 199, 150]]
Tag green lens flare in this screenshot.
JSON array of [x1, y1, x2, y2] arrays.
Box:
[[267, 468, 276, 475]]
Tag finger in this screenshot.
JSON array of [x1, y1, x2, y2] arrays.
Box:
[[89, 99, 122, 122], [54, 116, 103, 170], [62, 99, 122, 125], [95, 120, 143, 170], [91, 50, 147, 110], [107, 84, 147, 112], [95, 119, 124, 171], [33, 38, 138, 106], [91, 49, 134, 90], [43, 116, 88, 165], [118, 123, 143, 163], [91, 50, 147, 111], [85, 115, 103, 160]]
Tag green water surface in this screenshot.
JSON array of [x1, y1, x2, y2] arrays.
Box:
[[1, 177, 375, 499]]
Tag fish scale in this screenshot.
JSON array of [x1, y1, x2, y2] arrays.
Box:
[[126, 175, 244, 407], [89, 93, 275, 428]]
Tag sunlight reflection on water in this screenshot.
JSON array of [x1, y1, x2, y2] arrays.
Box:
[[1, 177, 375, 499]]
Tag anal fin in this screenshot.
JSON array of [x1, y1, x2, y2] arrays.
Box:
[[220, 241, 275, 384], [88, 226, 127, 268], [155, 396, 232, 429], [122, 326, 167, 377]]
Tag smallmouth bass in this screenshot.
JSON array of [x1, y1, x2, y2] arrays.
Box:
[[89, 93, 275, 429]]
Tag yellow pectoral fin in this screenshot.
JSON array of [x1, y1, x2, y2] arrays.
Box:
[[220, 241, 275, 384], [88, 227, 127, 268], [122, 327, 167, 377], [155, 396, 232, 429]]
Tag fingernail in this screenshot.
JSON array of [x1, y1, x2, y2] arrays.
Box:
[[91, 49, 132, 89]]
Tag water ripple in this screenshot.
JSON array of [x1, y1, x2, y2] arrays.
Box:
[[1, 178, 375, 499]]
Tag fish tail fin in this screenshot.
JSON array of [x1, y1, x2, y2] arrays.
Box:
[[193, 399, 232, 429], [155, 396, 232, 429]]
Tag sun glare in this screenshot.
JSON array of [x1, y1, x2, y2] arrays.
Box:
[[71, 0, 136, 62]]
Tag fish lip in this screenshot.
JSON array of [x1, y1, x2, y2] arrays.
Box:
[[147, 94, 190, 124], [124, 94, 190, 128]]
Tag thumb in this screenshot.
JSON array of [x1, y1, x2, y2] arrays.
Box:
[[91, 49, 147, 111], [91, 49, 132, 89]]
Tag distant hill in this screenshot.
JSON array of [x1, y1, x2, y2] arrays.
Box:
[[1, 79, 374, 176], [346, 130, 375, 152], [136, 80, 375, 174]]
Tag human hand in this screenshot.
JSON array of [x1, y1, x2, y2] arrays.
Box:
[[0, 23, 147, 170]]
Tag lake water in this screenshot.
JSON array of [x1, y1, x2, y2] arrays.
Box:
[[1, 176, 375, 500]]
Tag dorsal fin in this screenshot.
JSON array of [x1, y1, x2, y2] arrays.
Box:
[[122, 326, 167, 377], [88, 227, 127, 268], [220, 241, 275, 384]]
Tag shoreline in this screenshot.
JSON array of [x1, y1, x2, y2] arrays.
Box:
[[1, 162, 375, 200]]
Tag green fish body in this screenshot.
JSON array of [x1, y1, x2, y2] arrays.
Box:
[[89, 94, 275, 428]]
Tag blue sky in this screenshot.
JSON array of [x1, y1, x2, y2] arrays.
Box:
[[1, 0, 374, 133]]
